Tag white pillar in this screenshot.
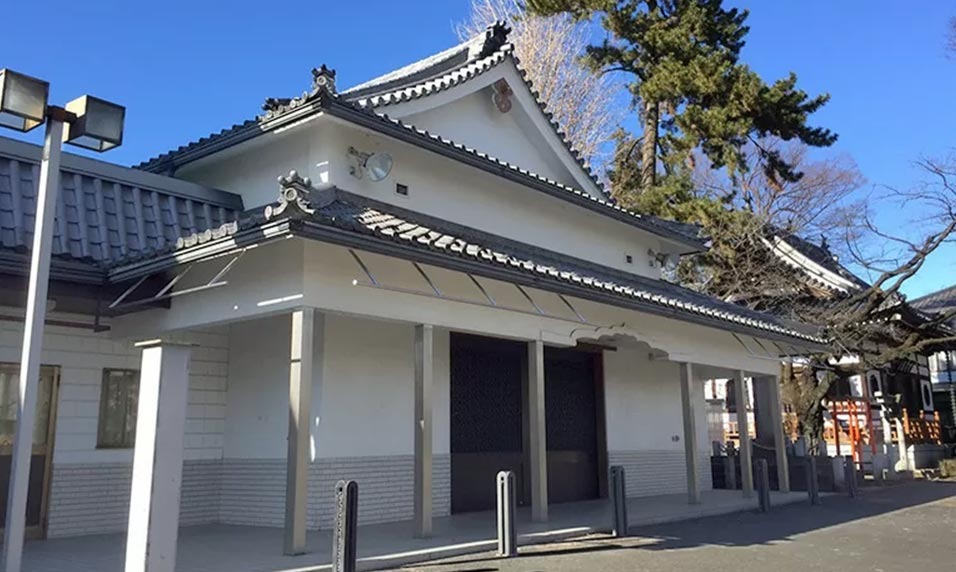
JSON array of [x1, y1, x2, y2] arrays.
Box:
[[2, 117, 64, 572], [527, 339, 548, 522], [285, 308, 316, 555], [733, 370, 754, 498], [124, 340, 192, 572], [765, 375, 790, 493], [679, 362, 701, 504], [414, 324, 434, 538]]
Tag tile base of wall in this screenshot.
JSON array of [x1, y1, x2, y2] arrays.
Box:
[[608, 450, 713, 497], [47, 460, 222, 538], [46, 455, 451, 537]]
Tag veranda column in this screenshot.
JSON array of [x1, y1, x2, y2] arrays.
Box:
[[414, 324, 434, 538], [527, 339, 549, 522], [765, 375, 791, 493], [733, 370, 754, 498], [124, 340, 193, 572], [678, 362, 701, 504], [285, 308, 318, 556]]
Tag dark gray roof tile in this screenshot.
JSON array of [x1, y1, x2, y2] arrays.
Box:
[[0, 136, 243, 269]]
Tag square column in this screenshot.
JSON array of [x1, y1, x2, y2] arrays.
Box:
[[733, 370, 754, 498], [125, 340, 193, 572], [678, 362, 701, 504], [414, 324, 434, 538], [763, 375, 791, 493], [285, 309, 320, 555], [527, 339, 548, 522]]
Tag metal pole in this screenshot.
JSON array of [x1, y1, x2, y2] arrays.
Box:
[[332, 480, 358, 572], [610, 466, 628, 537], [496, 471, 517, 557], [2, 114, 64, 572]]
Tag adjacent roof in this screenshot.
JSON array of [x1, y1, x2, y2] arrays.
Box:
[[110, 173, 824, 346], [766, 231, 869, 295], [134, 24, 703, 251], [911, 285, 956, 328], [0, 136, 242, 281]]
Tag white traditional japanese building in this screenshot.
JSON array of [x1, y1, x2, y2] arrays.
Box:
[[0, 23, 822, 571]]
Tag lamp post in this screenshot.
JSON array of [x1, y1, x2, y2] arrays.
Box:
[[0, 68, 124, 572]]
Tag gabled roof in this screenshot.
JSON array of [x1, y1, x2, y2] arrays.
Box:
[[340, 23, 606, 197], [342, 21, 511, 101], [136, 67, 704, 251], [0, 136, 242, 282], [110, 173, 825, 347]]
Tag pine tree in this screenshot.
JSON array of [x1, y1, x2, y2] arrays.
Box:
[[527, 0, 836, 215]]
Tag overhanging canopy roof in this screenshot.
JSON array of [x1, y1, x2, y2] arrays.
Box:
[[109, 172, 826, 348]]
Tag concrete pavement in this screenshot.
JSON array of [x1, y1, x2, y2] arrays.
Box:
[[382, 481, 956, 572]]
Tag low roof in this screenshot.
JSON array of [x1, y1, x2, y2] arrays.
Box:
[[0, 136, 242, 282], [110, 172, 825, 347]]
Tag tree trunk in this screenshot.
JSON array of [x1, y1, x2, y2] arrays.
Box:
[[640, 100, 659, 191]]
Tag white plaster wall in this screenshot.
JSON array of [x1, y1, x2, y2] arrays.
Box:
[[403, 89, 575, 189], [602, 344, 713, 496], [223, 312, 451, 460], [174, 117, 667, 278]]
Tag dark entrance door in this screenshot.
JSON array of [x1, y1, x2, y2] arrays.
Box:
[[545, 347, 603, 504], [450, 333, 526, 513]]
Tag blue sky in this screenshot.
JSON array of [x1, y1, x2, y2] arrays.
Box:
[[4, 1, 954, 298]]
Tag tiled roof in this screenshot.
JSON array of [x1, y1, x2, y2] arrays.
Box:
[[114, 176, 822, 345], [133, 24, 702, 248], [0, 136, 242, 271], [137, 78, 703, 251], [344, 25, 607, 199], [342, 21, 511, 100], [911, 285, 956, 328]]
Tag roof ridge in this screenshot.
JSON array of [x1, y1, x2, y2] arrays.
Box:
[[342, 21, 512, 99]]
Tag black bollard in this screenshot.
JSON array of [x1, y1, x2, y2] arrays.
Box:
[[496, 471, 517, 557], [610, 465, 628, 537], [806, 456, 821, 506], [755, 459, 771, 513], [332, 480, 358, 572]]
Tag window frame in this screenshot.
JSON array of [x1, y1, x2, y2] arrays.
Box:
[[96, 368, 140, 449]]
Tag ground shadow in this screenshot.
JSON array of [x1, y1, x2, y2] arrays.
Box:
[[630, 480, 956, 552]]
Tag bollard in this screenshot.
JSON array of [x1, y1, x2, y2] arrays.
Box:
[[724, 453, 738, 490], [496, 471, 517, 557], [332, 480, 358, 572], [872, 453, 886, 486], [843, 457, 858, 498], [805, 456, 821, 506], [610, 465, 628, 537], [755, 459, 771, 512]]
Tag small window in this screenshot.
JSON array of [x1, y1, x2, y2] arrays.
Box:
[[395, 183, 409, 196], [97, 369, 140, 448]]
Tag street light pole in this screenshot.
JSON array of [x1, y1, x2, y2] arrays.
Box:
[[1, 108, 67, 572]]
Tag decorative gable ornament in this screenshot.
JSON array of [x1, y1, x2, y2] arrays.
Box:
[[311, 64, 337, 94], [260, 65, 337, 120], [491, 79, 513, 113], [266, 170, 317, 220]]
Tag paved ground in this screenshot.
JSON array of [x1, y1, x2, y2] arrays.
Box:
[[381, 481, 956, 572]]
